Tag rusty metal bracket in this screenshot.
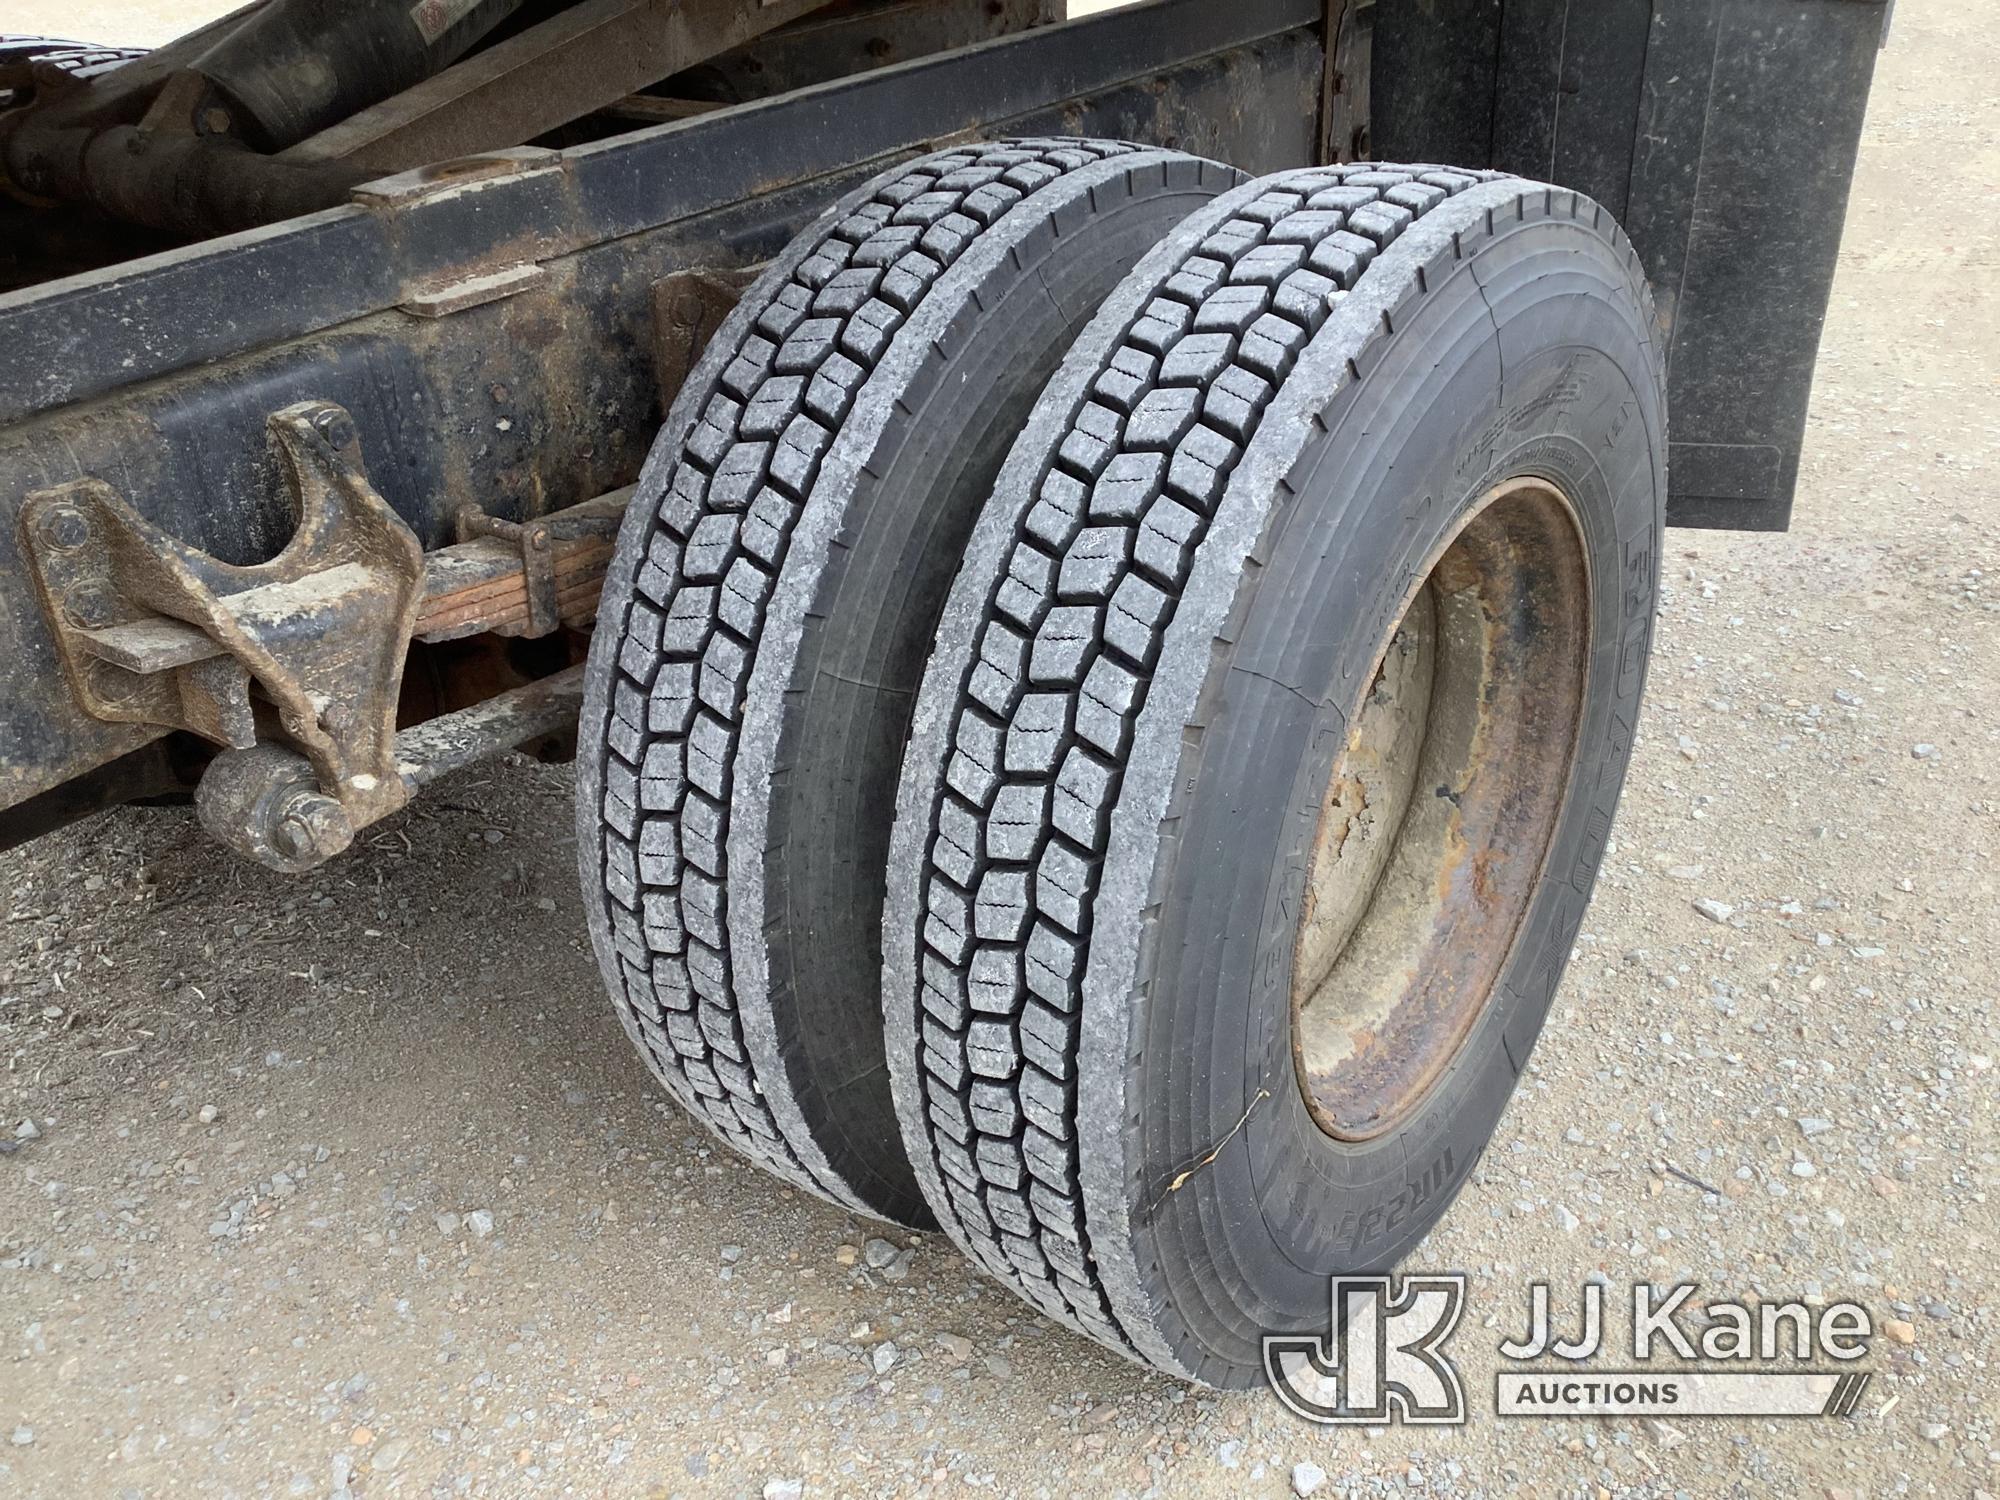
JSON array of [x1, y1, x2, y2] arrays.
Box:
[[417, 487, 629, 642], [650, 262, 767, 409], [1314, 0, 1358, 166], [452, 503, 622, 638], [12, 256, 755, 868], [456, 505, 560, 637], [22, 400, 426, 863]]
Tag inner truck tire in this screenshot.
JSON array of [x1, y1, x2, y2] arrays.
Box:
[[579, 140, 1239, 1226], [882, 164, 1665, 1380]]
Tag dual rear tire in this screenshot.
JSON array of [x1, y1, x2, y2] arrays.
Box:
[[582, 144, 1665, 1385]]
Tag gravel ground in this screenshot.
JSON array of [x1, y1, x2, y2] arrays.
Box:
[[2, 1, 1996, 1496]]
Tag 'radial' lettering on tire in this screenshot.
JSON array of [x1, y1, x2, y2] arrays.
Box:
[[883, 165, 1665, 1382]]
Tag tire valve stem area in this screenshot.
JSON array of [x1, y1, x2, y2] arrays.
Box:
[[1291, 477, 1591, 1142]]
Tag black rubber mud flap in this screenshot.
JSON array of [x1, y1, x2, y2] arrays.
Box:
[[883, 165, 1666, 1381], [1373, 0, 1886, 530], [578, 139, 1239, 1224]]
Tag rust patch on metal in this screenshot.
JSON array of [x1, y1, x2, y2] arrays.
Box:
[[650, 263, 765, 417], [18, 403, 634, 871], [22, 401, 425, 838], [1290, 477, 1592, 1141], [417, 484, 629, 639]]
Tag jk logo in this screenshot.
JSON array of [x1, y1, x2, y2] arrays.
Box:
[[1263, 1275, 1468, 1425]]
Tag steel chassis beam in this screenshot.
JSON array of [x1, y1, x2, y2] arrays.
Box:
[[280, 0, 834, 173], [0, 0, 1326, 827]]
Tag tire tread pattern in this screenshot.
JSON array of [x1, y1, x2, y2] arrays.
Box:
[[895, 164, 1515, 1350], [583, 139, 1147, 1208]]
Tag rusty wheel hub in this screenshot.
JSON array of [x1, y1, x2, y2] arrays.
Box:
[[1290, 477, 1592, 1141]]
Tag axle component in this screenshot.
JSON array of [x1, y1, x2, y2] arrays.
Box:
[[10, 252, 761, 862], [21, 399, 627, 871], [24, 401, 426, 851], [452, 502, 620, 639], [195, 666, 586, 873]]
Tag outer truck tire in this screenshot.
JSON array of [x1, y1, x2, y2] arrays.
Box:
[[882, 164, 1666, 1381]]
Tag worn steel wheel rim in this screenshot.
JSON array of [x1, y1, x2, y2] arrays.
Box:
[[1289, 476, 1592, 1142]]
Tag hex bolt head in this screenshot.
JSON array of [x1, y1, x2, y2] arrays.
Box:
[[38, 505, 89, 552], [312, 407, 356, 448], [63, 586, 117, 630], [270, 790, 354, 866], [271, 815, 310, 861]]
